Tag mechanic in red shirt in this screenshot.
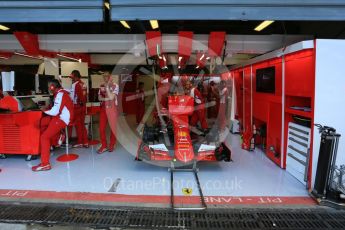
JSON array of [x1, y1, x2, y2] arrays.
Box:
[[97, 71, 119, 154], [70, 70, 89, 148], [136, 82, 145, 125], [32, 79, 74, 172], [184, 80, 208, 132]]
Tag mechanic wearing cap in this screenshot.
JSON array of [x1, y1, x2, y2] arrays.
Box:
[[97, 71, 119, 154], [70, 70, 89, 148], [32, 79, 74, 172], [184, 80, 208, 132]]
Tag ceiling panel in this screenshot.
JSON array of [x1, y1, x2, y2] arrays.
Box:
[[110, 0, 345, 21], [0, 0, 103, 22]]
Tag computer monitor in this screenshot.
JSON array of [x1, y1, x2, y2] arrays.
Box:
[[256, 67, 275, 94], [18, 97, 39, 111]]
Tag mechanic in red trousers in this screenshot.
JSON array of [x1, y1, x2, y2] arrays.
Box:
[[97, 71, 119, 154], [136, 82, 145, 125], [184, 80, 208, 132], [32, 79, 74, 172], [218, 80, 229, 131], [70, 70, 89, 148]]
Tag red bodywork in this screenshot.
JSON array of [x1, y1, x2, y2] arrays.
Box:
[[168, 95, 195, 163], [0, 97, 42, 155], [137, 95, 230, 163]]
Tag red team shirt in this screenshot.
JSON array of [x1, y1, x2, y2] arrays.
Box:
[[71, 80, 87, 106], [98, 82, 119, 108], [45, 89, 74, 125], [189, 87, 204, 104]]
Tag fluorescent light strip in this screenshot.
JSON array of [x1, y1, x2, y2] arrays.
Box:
[[120, 20, 130, 29], [0, 56, 9, 60], [104, 2, 110, 10], [0, 24, 10, 31], [254, 20, 274, 32], [199, 54, 205, 61], [150, 20, 159, 29], [178, 56, 182, 62], [57, 54, 81, 62], [14, 52, 43, 60]]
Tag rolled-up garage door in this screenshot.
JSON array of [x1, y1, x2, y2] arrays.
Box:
[[110, 0, 345, 21], [0, 0, 103, 22]]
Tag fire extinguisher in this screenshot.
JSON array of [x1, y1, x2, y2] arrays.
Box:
[[242, 131, 254, 151], [251, 124, 256, 150]]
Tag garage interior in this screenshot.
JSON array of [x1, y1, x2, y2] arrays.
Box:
[[0, 1, 345, 215], [0, 33, 316, 208]]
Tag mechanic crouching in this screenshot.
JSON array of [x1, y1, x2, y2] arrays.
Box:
[[184, 80, 208, 134], [32, 79, 74, 172]]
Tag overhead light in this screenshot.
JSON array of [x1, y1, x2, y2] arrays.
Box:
[[196, 66, 200, 69], [254, 20, 274, 32], [120, 20, 130, 29], [150, 20, 159, 29], [104, 2, 110, 10], [178, 56, 182, 62], [206, 56, 211, 60], [14, 52, 44, 60], [57, 53, 80, 62], [0, 25, 10, 31], [199, 54, 205, 61], [178, 65, 181, 69]]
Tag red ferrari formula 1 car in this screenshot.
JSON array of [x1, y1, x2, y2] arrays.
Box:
[[136, 93, 231, 166]]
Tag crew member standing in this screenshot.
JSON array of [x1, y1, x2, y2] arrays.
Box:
[[70, 70, 89, 148], [136, 82, 145, 125], [98, 72, 119, 154], [207, 81, 219, 118], [32, 79, 74, 172], [219, 80, 229, 131], [184, 80, 208, 131]]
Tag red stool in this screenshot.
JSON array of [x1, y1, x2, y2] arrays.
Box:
[[56, 125, 79, 162]]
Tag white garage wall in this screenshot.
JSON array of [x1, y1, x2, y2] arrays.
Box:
[[312, 39, 345, 187]]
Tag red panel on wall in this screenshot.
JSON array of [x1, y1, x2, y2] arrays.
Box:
[[251, 58, 282, 123], [229, 48, 315, 170], [253, 99, 268, 122], [285, 50, 314, 97], [267, 102, 282, 166]]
